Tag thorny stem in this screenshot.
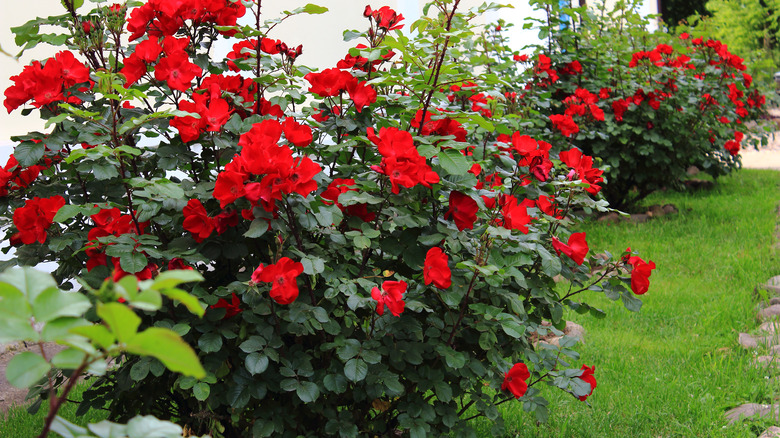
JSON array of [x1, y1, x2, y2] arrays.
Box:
[[416, 0, 461, 135], [560, 264, 618, 302], [39, 360, 90, 438], [446, 268, 479, 346]]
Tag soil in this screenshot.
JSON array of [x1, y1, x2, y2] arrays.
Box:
[[0, 342, 66, 414]]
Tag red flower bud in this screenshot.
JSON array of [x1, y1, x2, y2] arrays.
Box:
[[295, 44, 303, 56], [364, 5, 373, 17]]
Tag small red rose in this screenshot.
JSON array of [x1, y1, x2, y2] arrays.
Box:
[[502, 363, 530, 399]]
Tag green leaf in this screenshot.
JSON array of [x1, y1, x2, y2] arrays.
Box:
[[198, 332, 222, 353], [438, 148, 470, 175], [244, 219, 269, 238], [126, 415, 185, 437], [148, 270, 204, 290], [52, 205, 81, 223], [61, 0, 84, 9], [0, 318, 39, 343], [246, 353, 269, 375], [538, 247, 562, 277], [433, 381, 452, 402], [120, 252, 148, 274], [32, 288, 91, 323], [0, 267, 58, 303], [13, 141, 45, 167], [353, 235, 371, 249], [159, 288, 205, 317], [70, 325, 115, 349], [97, 302, 141, 344], [41, 317, 90, 343], [296, 381, 320, 403], [6, 352, 51, 389], [0, 282, 31, 320], [302, 4, 328, 14], [239, 336, 265, 353], [125, 328, 205, 378], [130, 289, 162, 311], [51, 348, 87, 369], [193, 382, 210, 401], [50, 416, 88, 438], [92, 163, 119, 180], [344, 358, 368, 382], [323, 374, 348, 393], [337, 339, 362, 361], [436, 345, 467, 369], [130, 359, 151, 381]]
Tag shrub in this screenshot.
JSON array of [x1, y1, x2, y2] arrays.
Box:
[[481, 0, 769, 210], [3, 1, 653, 436]]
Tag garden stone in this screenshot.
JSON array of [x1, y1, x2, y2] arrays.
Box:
[[754, 356, 780, 368], [597, 212, 620, 223], [738, 333, 760, 348], [738, 333, 780, 349], [759, 426, 780, 438], [662, 204, 678, 215], [629, 213, 649, 223], [684, 179, 715, 190], [647, 204, 665, 218], [534, 321, 586, 347], [686, 166, 700, 176], [725, 403, 780, 424], [758, 304, 780, 320], [764, 275, 780, 295], [760, 322, 780, 333]]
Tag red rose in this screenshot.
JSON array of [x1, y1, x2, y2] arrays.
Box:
[[552, 232, 589, 265], [12, 195, 66, 244], [626, 253, 655, 295], [282, 117, 313, 147], [182, 199, 215, 242], [444, 191, 478, 231], [424, 247, 451, 289], [577, 365, 597, 401], [501, 363, 530, 399], [371, 280, 406, 317], [211, 292, 243, 319], [549, 114, 579, 137], [251, 257, 304, 305]]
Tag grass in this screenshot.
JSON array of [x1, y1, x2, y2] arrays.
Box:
[[471, 169, 780, 437], [0, 382, 107, 437]]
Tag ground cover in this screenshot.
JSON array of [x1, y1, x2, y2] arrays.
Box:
[[471, 169, 780, 437], [0, 382, 107, 437]]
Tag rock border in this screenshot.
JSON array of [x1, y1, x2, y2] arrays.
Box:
[[727, 201, 780, 435]]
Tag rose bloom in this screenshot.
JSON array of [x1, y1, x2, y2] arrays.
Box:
[[502, 363, 530, 399]]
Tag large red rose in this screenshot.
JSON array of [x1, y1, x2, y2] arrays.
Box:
[[424, 247, 451, 289], [251, 257, 304, 305], [626, 252, 656, 295], [501, 363, 530, 399], [371, 280, 406, 317], [444, 191, 478, 231], [552, 232, 589, 265]]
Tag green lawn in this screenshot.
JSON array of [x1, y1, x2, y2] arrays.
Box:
[[0, 382, 107, 438], [472, 169, 780, 437]]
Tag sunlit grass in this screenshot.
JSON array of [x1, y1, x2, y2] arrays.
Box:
[[474, 169, 780, 437], [0, 381, 107, 437]]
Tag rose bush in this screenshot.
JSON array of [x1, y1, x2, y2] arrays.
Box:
[[479, 0, 769, 210], [3, 0, 655, 436]]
